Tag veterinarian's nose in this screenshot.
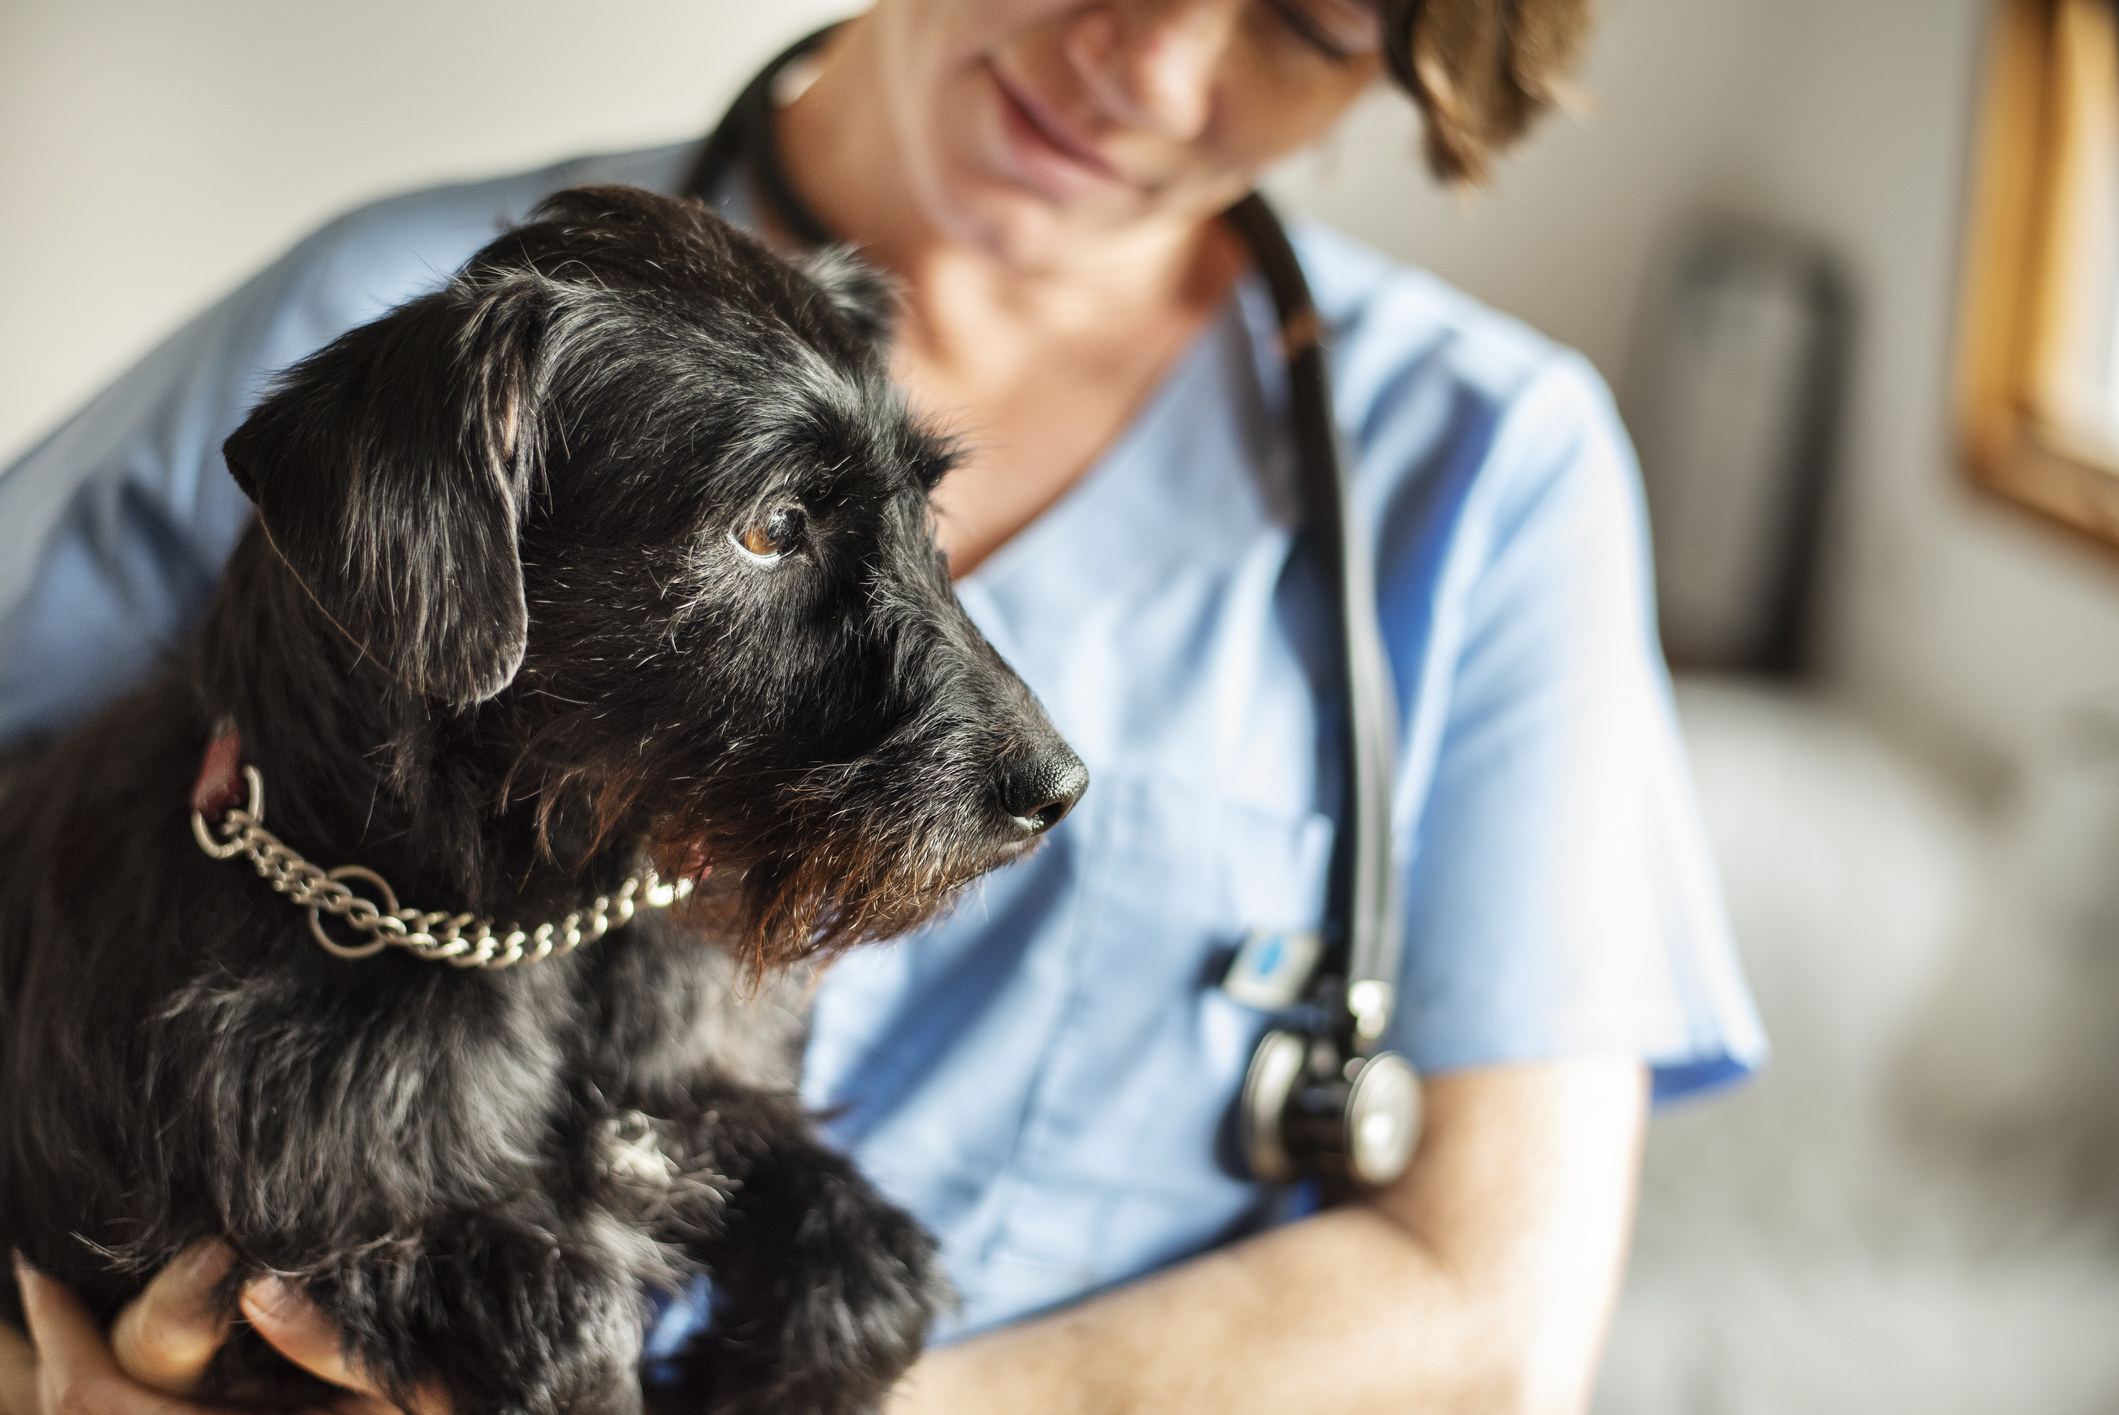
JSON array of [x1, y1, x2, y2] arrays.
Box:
[[1001, 744, 1089, 836]]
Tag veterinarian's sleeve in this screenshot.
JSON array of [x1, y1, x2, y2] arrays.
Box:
[[0, 256, 308, 746], [0, 168, 612, 750], [1378, 355, 1766, 1100]]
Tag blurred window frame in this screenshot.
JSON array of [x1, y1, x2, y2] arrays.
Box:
[[1957, 0, 2119, 551]]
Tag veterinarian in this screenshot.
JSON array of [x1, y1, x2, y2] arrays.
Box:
[[0, 1, 1763, 1411]]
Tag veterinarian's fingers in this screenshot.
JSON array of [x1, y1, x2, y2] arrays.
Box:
[[18, 1256, 182, 1415], [16, 1255, 122, 1383], [327, 1395, 426, 1415], [109, 1242, 234, 1395], [0, 1316, 39, 1415], [16, 1258, 267, 1415], [236, 1280, 369, 1397], [239, 1279, 449, 1415]]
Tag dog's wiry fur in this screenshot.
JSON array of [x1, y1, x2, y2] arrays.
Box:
[[0, 186, 1086, 1415]]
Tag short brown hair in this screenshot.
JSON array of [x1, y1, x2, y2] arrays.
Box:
[[1383, 0, 1596, 183]]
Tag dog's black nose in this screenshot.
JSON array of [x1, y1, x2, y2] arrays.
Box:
[[1001, 746, 1089, 837]]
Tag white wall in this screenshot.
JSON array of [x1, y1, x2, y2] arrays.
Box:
[[1278, 0, 2119, 783], [7, 0, 2119, 777], [0, 0, 852, 463], [1711, 0, 2119, 785], [1272, 0, 1779, 379]]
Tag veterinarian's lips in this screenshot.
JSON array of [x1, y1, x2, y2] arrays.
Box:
[[985, 59, 1129, 196]]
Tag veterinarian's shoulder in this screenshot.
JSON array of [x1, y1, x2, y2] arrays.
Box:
[[277, 142, 697, 333], [1291, 218, 1636, 542]]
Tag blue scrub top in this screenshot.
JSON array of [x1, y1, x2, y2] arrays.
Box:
[[0, 141, 1763, 1341]]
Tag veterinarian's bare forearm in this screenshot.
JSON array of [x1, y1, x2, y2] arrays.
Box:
[[889, 1060, 1647, 1415]]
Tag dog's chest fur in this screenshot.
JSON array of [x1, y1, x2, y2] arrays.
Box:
[[0, 673, 907, 1415], [0, 678, 799, 1314]]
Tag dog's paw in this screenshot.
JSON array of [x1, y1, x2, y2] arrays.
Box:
[[684, 1165, 948, 1415], [314, 1216, 649, 1415], [778, 1172, 950, 1402]]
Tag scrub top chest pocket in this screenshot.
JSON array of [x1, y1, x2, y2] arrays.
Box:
[[978, 776, 1335, 1314], [801, 772, 1335, 1335]]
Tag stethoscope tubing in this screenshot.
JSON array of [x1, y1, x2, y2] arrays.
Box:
[[688, 27, 1403, 1054]]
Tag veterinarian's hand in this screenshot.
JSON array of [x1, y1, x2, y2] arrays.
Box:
[[7, 1247, 447, 1415], [234, 1271, 449, 1415], [9, 1245, 240, 1415]]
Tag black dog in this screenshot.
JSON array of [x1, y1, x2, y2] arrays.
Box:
[[0, 185, 1085, 1415]]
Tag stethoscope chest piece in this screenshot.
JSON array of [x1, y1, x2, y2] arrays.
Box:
[[1240, 1027, 1422, 1189]]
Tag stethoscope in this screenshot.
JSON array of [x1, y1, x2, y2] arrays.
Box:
[[691, 29, 1422, 1191]]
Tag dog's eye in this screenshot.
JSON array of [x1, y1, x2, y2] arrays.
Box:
[[733, 506, 806, 563]]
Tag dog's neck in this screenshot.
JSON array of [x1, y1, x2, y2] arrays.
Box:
[[190, 528, 636, 921]]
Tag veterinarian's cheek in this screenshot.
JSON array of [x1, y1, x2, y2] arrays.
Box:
[[875, 0, 1379, 254]]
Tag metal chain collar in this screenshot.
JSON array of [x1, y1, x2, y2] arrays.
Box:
[[190, 763, 692, 969]]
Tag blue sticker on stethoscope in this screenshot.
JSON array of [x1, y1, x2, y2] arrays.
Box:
[[1221, 928, 1322, 1011]]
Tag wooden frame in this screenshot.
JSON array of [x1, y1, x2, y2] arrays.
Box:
[[1956, 0, 2119, 549]]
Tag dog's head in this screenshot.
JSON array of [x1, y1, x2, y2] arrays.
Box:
[[221, 185, 1085, 964]]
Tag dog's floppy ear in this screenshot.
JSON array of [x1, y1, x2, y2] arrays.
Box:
[[796, 246, 898, 363], [223, 279, 544, 709]]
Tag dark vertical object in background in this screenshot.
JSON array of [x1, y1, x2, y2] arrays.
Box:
[[1626, 222, 1850, 675]]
